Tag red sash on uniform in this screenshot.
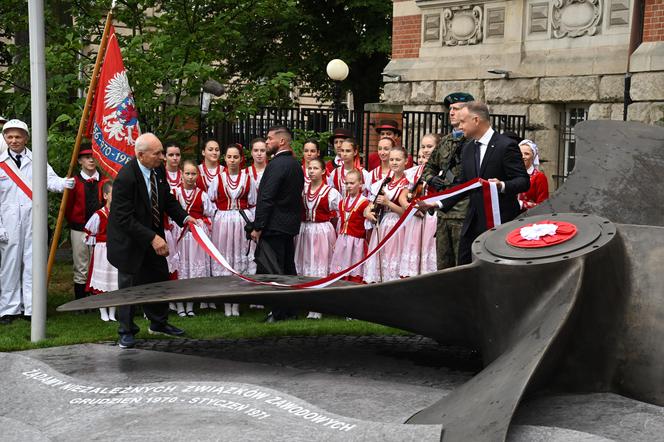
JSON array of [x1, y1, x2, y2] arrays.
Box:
[[0, 161, 32, 199]]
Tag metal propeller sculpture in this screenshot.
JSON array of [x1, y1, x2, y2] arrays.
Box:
[[59, 121, 664, 441]]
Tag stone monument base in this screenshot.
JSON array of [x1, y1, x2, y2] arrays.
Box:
[[1, 339, 662, 441]]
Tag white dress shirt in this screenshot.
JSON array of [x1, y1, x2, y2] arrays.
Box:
[[476, 127, 495, 168], [137, 160, 154, 200]]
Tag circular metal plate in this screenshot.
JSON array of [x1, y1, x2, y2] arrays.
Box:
[[473, 213, 616, 265]]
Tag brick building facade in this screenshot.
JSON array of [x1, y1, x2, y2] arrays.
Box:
[[378, 0, 664, 188]]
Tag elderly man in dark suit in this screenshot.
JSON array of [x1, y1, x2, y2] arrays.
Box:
[[250, 125, 304, 322], [421, 102, 530, 265], [108, 132, 201, 349]]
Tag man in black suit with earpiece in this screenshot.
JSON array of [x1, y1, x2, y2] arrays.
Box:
[[250, 125, 304, 322]]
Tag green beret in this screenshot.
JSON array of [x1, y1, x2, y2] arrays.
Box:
[[443, 92, 475, 109]]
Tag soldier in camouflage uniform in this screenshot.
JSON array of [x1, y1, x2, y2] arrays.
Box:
[[419, 92, 474, 269]]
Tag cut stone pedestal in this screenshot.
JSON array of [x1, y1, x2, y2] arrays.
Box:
[[2, 341, 662, 441]]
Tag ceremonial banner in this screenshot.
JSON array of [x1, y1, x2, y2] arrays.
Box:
[[88, 26, 140, 178], [190, 178, 501, 289]]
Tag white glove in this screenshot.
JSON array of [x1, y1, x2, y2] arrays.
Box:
[[64, 177, 76, 189], [0, 228, 8, 243]]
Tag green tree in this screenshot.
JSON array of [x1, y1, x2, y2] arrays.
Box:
[[0, 0, 299, 231], [0, 0, 300, 162], [225, 0, 392, 115], [0, 0, 392, 164]]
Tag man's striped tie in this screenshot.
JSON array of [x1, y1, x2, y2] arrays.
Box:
[[150, 170, 160, 228]]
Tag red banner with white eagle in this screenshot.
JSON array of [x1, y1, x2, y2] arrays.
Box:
[[88, 25, 140, 178]]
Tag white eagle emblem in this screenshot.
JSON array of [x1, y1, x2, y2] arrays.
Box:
[[101, 70, 140, 146]]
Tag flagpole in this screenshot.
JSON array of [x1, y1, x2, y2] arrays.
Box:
[[46, 6, 115, 284], [28, 0, 48, 342]]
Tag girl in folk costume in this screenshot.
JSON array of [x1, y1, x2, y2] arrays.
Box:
[[164, 142, 182, 314], [517, 139, 549, 211], [165, 141, 183, 189], [301, 139, 324, 185], [197, 139, 223, 193], [417, 133, 439, 162], [369, 137, 395, 185], [209, 143, 257, 317], [84, 181, 119, 322], [245, 137, 267, 311], [294, 158, 341, 319], [246, 137, 268, 190], [173, 160, 215, 317], [399, 149, 437, 277], [330, 169, 371, 284], [363, 147, 410, 283], [164, 141, 182, 280], [327, 138, 371, 198], [196, 139, 222, 310]]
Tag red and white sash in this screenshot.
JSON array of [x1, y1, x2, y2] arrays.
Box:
[[0, 160, 32, 199]]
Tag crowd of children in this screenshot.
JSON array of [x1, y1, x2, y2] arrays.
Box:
[[75, 127, 440, 321]]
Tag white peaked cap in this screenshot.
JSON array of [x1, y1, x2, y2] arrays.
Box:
[[2, 119, 29, 136]]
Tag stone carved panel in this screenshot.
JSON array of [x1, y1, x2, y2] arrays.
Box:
[[529, 2, 550, 34], [608, 0, 629, 27], [552, 0, 603, 38], [442, 5, 483, 46], [486, 7, 505, 38], [423, 13, 441, 42]]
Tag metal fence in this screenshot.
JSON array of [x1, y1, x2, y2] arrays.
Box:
[[205, 107, 370, 158], [204, 106, 528, 162], [402, 111, 527, 157], [554, 107, 587, 187]]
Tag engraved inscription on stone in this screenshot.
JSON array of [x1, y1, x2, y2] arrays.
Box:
[[608, 0, 630, 27], [486, 7, 506, 38], [20, 368, 360, 433], [552, 0, 602, 38], [529, 2, 550, 34], [442, 5, 483, 46], [423, 13, 441, 42]]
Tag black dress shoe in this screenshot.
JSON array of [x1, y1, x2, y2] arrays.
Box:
[[0, 316, 14, 325], [148, 323, 185, 337], [118, 334, 136, 349]]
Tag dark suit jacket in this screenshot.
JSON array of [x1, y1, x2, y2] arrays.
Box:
[[253, 150, 304, 237], [443, 130, 530, 236], [107, 158, 188, 275]]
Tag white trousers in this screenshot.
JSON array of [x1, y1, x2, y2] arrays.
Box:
[[0, 206, 32, 316]]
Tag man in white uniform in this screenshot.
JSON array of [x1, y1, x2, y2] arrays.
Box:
[[0, 116, 7, 153], [0, 116, 4, 311], [0, 119, 74, 324]]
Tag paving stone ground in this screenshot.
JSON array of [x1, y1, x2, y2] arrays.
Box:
[[4, 336, 662, 441]]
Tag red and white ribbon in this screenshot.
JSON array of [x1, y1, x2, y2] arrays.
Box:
[[481, 179, 501, 229], [190, 178, 500, 289]]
